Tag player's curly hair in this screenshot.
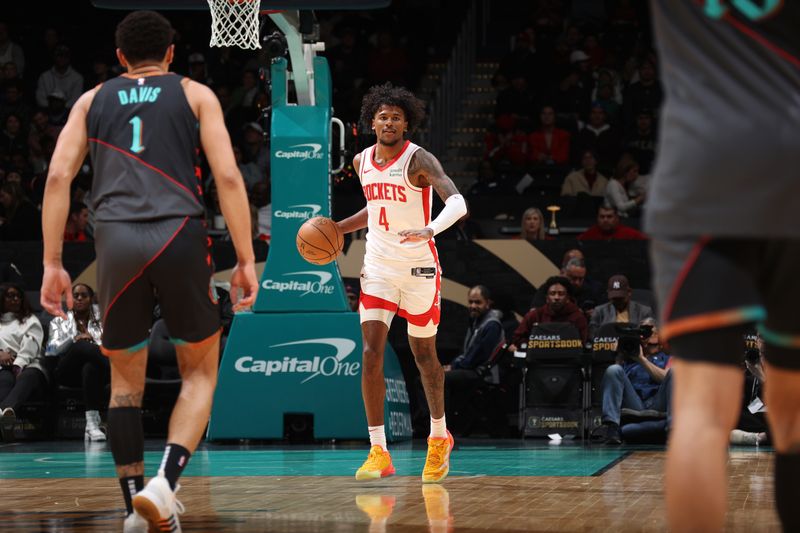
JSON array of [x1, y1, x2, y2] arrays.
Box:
[[360, 82, 426, 134], [116, 11, 174, 65]]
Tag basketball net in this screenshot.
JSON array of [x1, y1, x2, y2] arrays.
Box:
[[207, 0, 262, 49]]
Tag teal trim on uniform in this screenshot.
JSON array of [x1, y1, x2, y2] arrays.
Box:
[[0, 447, 628, 479], [169, 337, 188, 346], [125, 339, 148, 353], [758, 324, 800, 349]]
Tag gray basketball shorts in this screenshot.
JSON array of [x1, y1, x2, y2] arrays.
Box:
[[650, 236, 800, 369], [94, 217, 220, 351]]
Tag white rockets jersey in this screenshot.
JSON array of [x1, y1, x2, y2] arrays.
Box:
[[358, 140, 436, 262]]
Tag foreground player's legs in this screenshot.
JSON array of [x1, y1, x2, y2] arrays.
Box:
[[764, 362, 800, 530], [133, 330, 220, 531], [356, 321, 395, 480], [665, 358, 742, 532], [409, 334, 453, 483], [161, 330, 221, 484], [106, 347, 148, 518]]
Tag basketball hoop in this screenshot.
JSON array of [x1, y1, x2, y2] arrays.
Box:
[[207, 0, 263, 49]]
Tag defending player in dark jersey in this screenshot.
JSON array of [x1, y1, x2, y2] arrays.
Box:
[[40, 11, 258, 533], [647, 2, 800, 530]]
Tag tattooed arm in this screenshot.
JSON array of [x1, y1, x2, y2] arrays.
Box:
[[399, 149, 467, 242]]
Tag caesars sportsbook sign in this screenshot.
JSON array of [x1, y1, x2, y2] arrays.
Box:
[[209, 313, 412, 441]]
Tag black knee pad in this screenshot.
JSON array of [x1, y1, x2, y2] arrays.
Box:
[[107, 407, 144, 466]]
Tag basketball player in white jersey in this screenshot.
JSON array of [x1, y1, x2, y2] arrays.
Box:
[[336, 83, 467, 483]]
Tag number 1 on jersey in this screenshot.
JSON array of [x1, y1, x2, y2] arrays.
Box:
[[129, 116, 144, 153], [378, 206, 389, 231]]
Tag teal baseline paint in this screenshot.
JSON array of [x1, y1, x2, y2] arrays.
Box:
[[208, 312, 411, 441], [0, 448, 629, 479], [255, 56, 347, 312]]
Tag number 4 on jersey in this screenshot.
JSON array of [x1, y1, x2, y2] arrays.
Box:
[[378, 206, 389, 231]]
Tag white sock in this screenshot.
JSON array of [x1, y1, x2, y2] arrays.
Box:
[[368, 425, 387, 451], [430, 415, 447, 438], [85, 410, 100, 428]]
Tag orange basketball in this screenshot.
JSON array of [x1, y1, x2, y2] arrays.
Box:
[[296, 216, 343, 265]]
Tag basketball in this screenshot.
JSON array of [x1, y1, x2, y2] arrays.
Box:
[[296, 216, 343, 265]]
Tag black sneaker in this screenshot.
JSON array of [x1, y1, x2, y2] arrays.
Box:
[[593, 422, 622, 445]]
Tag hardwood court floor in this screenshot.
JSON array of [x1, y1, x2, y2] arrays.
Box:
[[0, 440, 780, 532]]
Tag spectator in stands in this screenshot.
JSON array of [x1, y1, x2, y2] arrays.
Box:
[[732, 334, 769, 445], [28, 110, 57, 164], [528, 105, 570, 167], [345, 280, 360, 312], [623, 59, 663, 128], [0, 180, 41, 241], [187, 52, 214, 86], [1, 82, 32, 126], [578, 205, 647, 241], [86, 57, 112, 88], [484, 115, 529, 171], [561, 149, 608, 197], [510, 275, 588, 348], [532, 257, 605, 314], [595, 319, 672, 444], [442, 285, 505, 426], [593, 81, 622, 125], [46, 283, 109, 442], [605, 157, 645, 217], [624, 109, 657, 174], [519, 207, 546, 242], [468, 160, 507, 196], [63, 201, 89, 242], [495, 31, 541, 88], [35, 45, 83, 108], [574, 105, 620, 173], [589, 274, 654, 339], [240, 121, 269, 172], [230, 69, 259, 111], [556, 50, 593, 120], [0, 23, 25, 77], [495, 74, 537, 126], [45, 90, 69, 129], [251, 179, 271, 243], [0, 283, 46, 423], [0, 113, 26, 167]]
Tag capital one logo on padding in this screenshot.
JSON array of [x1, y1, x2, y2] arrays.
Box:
[[261, 270, 335, 297], [234, 337, 360, 383], [274, 143, 325, 160], [274, 203, 322, 220]]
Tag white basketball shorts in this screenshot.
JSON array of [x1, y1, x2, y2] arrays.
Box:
[[359, 250, 441, 338]]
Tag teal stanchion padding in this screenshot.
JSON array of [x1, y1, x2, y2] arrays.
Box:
[[255, 57, 347, 313], [208, 312, 411, 441]]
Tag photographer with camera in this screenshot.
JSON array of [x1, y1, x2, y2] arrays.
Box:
[[594, 318, 672, 444], [731, 334, 768, 446]]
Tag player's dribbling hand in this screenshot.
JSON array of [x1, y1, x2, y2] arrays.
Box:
[[398, 228, 434, 243], [229, 261, 258, 312], [40, 265, 73, 319]]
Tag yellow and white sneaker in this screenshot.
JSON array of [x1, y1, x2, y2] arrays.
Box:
[[422, 431, 454, 483], [355, 445, 396, 480]]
